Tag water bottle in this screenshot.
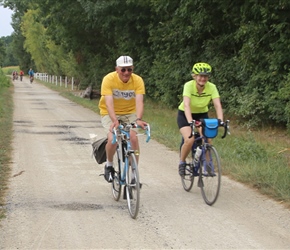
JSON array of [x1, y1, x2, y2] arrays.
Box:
[[193, 146, 202, 165]]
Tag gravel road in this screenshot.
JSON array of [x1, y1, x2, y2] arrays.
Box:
[[0, 77, 289, 249]]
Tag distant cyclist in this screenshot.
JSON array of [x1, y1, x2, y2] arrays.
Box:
[[28, 68, 34, 83], [19, 70, 24, 81], [177, 62, 224, 177], [12, 71, 16, 81]]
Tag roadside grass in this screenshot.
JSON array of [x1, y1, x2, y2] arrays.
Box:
[[2, 66, 19, 75], [38, 80, 290, 208], [216, 131, 290, 203], [0, 69, 13, 219]]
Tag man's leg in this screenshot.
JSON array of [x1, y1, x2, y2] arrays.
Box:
[[101, 115, 117, 183]]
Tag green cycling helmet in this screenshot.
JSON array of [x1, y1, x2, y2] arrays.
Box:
[[192, 62, 212, 75]]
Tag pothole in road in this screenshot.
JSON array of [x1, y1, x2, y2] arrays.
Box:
[[64, 120, 102, 124], [31, 102, 46, 105], [46, 125, 77, 129], [14, 120, 33, 124], [62, 120, 103, 128], [15, 129, 68, 135], [52, 202, 103, 211], [59, 137, 90, 144]]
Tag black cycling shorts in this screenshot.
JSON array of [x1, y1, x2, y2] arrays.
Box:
[[177, 110, 208, 129]]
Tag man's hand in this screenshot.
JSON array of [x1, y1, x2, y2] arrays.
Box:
[[110, 120, 119, 132], [136, 119, 147, 129]]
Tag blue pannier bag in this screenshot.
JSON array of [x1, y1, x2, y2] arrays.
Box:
[[202, 119, 219, 138]]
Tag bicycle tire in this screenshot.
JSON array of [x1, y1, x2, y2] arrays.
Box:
[[199, 145, 221, 205], [181, 163, 194, 191], [125, 153, 140, 219], [112, 143, 121, 201]]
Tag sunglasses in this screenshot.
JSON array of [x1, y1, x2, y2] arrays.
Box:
[[121, 68, 133, 73]]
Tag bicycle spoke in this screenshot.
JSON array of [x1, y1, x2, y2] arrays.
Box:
[[126, 154, 140, 219], [111, 144, 121, 201], [200, 145, 221, 205]]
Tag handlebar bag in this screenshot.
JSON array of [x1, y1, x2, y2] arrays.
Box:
[[201, 119, 219, 138], [92, 137, 107, 164]]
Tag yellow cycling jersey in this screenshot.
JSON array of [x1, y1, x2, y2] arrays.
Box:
[[178, 80, 220, 113], [98, 72, 145, 115]]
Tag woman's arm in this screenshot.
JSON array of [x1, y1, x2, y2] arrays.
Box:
[[212, 97, 223, 121]]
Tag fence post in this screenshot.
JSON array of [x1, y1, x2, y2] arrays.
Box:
[[65, 76, 67, 88], [60, 76, 62, 87]]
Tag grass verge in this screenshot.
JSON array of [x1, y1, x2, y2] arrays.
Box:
[[0, 69, 13, 219], [2, 66, 20, 76]]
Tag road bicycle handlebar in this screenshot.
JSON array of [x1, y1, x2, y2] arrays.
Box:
[[189, 119, 230, 139], [220, 120, 230, 139], [112, 122, 151, 144]]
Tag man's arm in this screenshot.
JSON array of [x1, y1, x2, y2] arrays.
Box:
[[135, 94, 144, 120], [104, 95, 118, 130], [135, 94, 147, 128]]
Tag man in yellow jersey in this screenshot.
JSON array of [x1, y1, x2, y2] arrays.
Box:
[[177, 62, 223, 176], [99, 55, 147, 182]]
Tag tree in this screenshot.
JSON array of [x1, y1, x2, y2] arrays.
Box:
[[0, 39, 5, 67], [1, 0, 290, 127]]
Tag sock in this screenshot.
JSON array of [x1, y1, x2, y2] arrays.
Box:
[[106, 161, 113, 167], [179, 161, 186, 164]]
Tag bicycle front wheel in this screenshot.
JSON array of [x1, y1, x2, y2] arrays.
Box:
[[112, 145, 121, 201], [199, 145, 221, 205], [125, 153, 140, 219]]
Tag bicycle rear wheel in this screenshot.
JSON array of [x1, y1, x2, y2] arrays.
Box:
[[181, 163, 194, 191], [112, 145, 121, 201], [199, 145, 221, 205], [125, 153, 140, 219]]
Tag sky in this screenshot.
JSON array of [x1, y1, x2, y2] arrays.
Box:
[[0, 5, 14, 37]]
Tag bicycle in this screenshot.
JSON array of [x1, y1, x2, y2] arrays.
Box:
[[111, 121, 150, 219], [30, 76, 34, 83], [180, 119, 230, 205]]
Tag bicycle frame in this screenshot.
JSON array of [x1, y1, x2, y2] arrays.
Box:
[[114, 127, 134, 185], [113, 123, 151, 177], [180, 119, 229, 205], [111, 122, 150, 218]]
